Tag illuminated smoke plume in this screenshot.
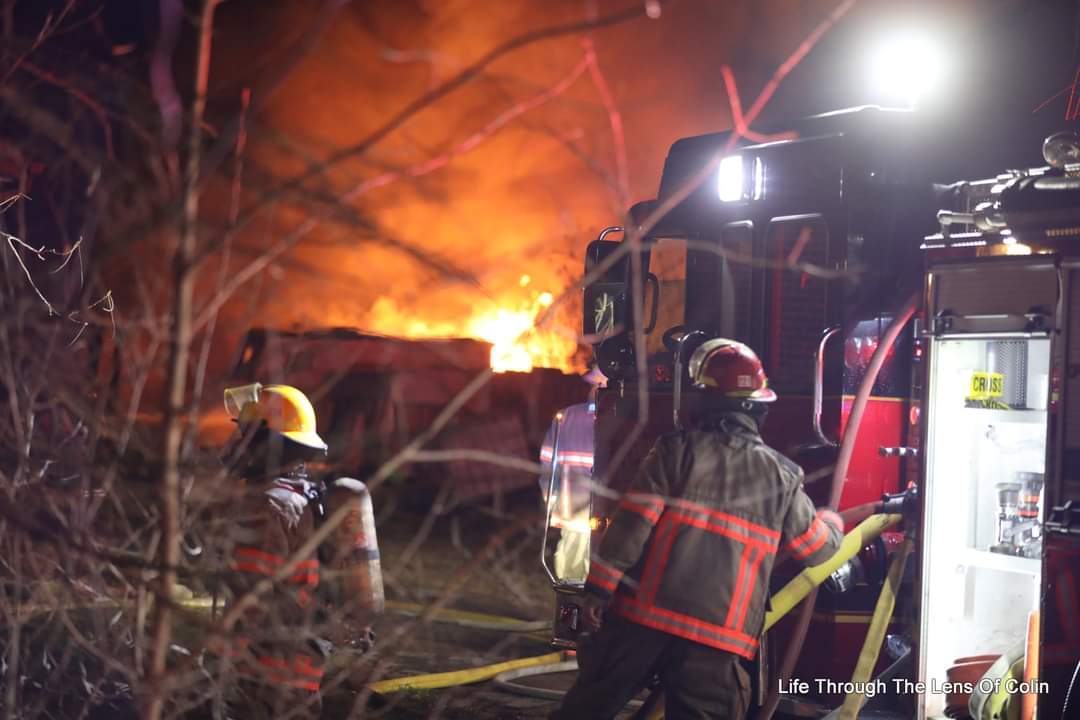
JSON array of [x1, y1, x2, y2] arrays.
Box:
[[202, 0, 812, 373]]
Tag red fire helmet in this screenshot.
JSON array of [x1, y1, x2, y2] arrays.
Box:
[[688, 338, 777, 403]]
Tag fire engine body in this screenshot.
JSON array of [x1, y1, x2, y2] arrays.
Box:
[[544, 107, 1080, 718]]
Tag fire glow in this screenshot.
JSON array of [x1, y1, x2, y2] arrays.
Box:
[[365, 277, 573, 373]]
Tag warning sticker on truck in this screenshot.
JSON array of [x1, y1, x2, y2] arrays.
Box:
[[966, 371, 1009, 408], [968, 372, 1004, 400]]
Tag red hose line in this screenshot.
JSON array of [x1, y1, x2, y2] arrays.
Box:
[[754, 589, 818, 720], [755, 293, 919, 720], [830, 294, 919, 509]]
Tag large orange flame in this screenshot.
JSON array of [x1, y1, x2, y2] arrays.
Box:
[[365, 276, 576, 373]]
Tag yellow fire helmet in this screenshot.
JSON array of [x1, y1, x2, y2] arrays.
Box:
[[223, 382, 328, 452]]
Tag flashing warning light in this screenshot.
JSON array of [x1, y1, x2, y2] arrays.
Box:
[[717, 155, 745, 202]]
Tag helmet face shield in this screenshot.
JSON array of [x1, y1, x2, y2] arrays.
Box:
[[223, 382, 328, 452], [224, 383, 263, 420]]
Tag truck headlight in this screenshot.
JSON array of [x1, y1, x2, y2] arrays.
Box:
[[717, 155, 745, 202]]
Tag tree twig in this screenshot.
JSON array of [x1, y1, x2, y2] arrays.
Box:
[[147, 1, 221, 718]]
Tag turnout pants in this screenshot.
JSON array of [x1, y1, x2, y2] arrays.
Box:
[[553, 614, 751, 720]]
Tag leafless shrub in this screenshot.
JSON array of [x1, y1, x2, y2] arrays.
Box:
[[0, 1, 859, 718]]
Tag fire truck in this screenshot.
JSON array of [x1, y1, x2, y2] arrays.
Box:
[[541, 106, 1080, 719]]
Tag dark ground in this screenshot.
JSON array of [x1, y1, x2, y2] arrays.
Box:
[[316, 484, 641, 719]]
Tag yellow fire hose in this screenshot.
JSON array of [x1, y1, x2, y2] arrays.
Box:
[[763, 513, 901, 633], [363, 513, 905, 708], [835, 536, 914, 720], [638, 513, 903, 720], [369, 651, 565, 694], [173, 514, 907, 710]]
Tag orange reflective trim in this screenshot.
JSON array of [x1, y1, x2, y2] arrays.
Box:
[[591, 559, 621, 580], [616, 597, 758, 647], [618, 499, 662, 524], [287, 572, 320, 585], [588, 574, 618, 592], [793, 529, 828, 561], [670, 510, 777, 552], [736, 547, 766, 630], [234, 547, 285, 565], [640, 515, 678, 603], [725, 545, 755, 629], [248, 669, 320, 692], [670, 499, 780, 542], [588, 558, 623, 592], [613, 598, 758, 659], [257, 654, 325, 680], [293, 654, 325, 678], [234, 654, 323, 692], [789, 518, 824, 551], [788, 519, 828, 560], [540, 447, 594, 467]]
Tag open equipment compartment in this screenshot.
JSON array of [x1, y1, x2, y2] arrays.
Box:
[[917, 257, 1059, 719]]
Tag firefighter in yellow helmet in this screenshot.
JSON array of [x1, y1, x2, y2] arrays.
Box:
[[212, 383, 331, 719]]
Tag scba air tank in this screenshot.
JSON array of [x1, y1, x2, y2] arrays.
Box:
[[325, 478, 385, 631]]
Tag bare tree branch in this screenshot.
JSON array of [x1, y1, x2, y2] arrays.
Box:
[[148, 1, 221, 717]]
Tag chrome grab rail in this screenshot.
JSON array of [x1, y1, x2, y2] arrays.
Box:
[[813, 325, 842, 448], [540, 412, 564, 585]]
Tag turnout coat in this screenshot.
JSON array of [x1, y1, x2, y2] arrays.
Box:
[[585, 412, 843, 660]]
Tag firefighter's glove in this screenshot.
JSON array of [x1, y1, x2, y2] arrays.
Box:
[[353, 626, 376, 653], [581, 594, 606, 632], [309, 636, 334, 658]]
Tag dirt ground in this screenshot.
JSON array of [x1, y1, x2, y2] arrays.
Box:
[[323, 486, 579, 719], [311, 484, 652, 719]]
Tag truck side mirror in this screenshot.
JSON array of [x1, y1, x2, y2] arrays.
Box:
[[583, 236, 630, 343]]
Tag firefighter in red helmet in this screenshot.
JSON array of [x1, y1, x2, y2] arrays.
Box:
[[553, 339, 843, 720]]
